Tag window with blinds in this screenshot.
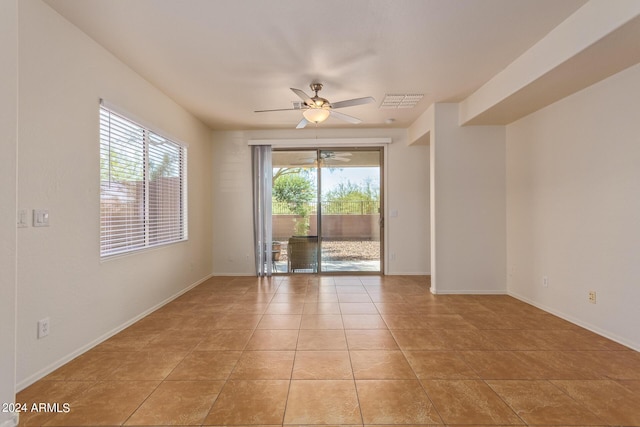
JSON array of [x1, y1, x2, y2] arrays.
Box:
[[99, 105, 187, 257]]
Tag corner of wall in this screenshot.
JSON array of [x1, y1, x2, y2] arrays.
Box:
[[0, 0, 18, 421], [430, 103, 507, 294], [504, 63, 640, 350]]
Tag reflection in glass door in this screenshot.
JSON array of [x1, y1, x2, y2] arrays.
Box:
[[319, 149, 382, 273], [271, 148, 382, 274]]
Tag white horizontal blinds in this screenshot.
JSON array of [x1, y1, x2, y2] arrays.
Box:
[[99, 104, 187, 257], [100, 108, 146, 256], [148, 132, 185, 245]]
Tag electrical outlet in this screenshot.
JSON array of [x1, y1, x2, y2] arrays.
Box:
[[588, 291, 596, 304], [542, 276, 549, 288], [38, 318, 50, 339], [390, 252, 396, 261]]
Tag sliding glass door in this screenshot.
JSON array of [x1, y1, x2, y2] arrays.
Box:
[[319, 149, 382, 272], [271, 148, 382, 274]]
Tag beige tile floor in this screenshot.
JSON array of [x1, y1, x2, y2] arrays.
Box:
[[17, 275, 640, 426]]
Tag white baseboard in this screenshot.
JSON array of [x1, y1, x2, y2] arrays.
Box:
[[211, 273, 255, 277], [508, 290, 640, 352], [432, 289, 508, 295], [0, 412, 18, 427], [385, 271, 430, 276], [16, 274, 212, 392]]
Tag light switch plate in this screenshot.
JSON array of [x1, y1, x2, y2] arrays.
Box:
[[17, 209, 29, 228], [33, 209, 50, 227]]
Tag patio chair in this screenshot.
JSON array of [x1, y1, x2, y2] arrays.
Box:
[[287, 236, 318, 273]]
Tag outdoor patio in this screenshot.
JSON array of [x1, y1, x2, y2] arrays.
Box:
[[273, 240, 380, 273]]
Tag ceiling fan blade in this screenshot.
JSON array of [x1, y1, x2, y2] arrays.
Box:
[[291, 88, 314, 106], [254, 107, 301, 113], [329, 110, 362, 124], [296, 117, 309, 129], [330, 96, 375, 109], [322, 151, 352, 158]]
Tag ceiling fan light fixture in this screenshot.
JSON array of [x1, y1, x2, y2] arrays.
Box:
[[303, 108, 331, 124], [257, 83, 372, 128]]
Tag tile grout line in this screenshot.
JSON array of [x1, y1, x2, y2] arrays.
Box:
[[345, 277, 366, 426], [21, 275, 640, 426], [202, 280, 268, 426]]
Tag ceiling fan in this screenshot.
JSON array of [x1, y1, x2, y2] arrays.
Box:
[[255, 83, 375, 129], [322, 151, 352, 162], [291, 151, 352, 165]]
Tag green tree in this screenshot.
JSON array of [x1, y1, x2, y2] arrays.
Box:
[[273, 172, 315, 235], [272, 167, 301, 184], [324, 179, 379, 214], [100, 147, 143, 182], [150, 152, 178, 180]]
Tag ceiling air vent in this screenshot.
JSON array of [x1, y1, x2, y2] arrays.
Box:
[[380, 93, 424, 109]]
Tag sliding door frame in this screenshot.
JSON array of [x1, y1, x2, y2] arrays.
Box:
[[317, 147, 384, 275], [272, 146, 385, 275]]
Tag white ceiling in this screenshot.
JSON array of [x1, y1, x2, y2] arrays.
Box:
[[43, 0, 587, 130]]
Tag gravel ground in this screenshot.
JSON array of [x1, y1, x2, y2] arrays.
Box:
[[276, 240, 380, 261]]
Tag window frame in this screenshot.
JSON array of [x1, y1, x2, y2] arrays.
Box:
[[99, 102, 188, 258]]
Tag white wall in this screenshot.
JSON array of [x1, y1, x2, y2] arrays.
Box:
[[0, 0, 18, 425], [211, 131, 255, 274], [506, 63, 640, 350], [211, 128, 429, 276], [16, 0, 213, 389], [387, 131, 429, 274], [431, 103, 506, 293]]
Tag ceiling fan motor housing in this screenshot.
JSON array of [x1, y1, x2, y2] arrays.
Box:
[[309, 83, 330, 108]]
